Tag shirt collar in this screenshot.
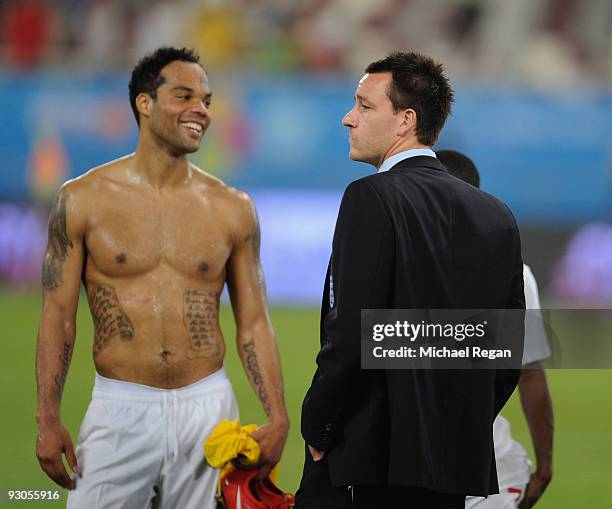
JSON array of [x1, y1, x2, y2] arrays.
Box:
[[377, 148, 436, 173]]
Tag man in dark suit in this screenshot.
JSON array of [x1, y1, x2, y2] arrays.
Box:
[[296, 52, 525, 509]]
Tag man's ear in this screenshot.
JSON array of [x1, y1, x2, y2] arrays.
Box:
[[135, 93, 153, 122], [398, 108, 417, 138]]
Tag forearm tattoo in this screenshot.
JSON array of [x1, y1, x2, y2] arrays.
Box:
[[54, 342, 72, 401], [243, 339, 271, 416], [42, 192, 74, 291], [255, 264, 266, 289], [184, 288, 221, 358], [89, 284, 134, 356]]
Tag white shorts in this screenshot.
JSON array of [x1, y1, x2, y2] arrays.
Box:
[[465, 415, 532, 509], [465, 486, 527, 509], [67, 367, 238, 509]]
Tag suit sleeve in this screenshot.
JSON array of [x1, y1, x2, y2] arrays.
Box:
[[301, 180, 394, 451]]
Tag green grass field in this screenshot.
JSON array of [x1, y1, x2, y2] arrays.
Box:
[[1, 291, 611, 507]]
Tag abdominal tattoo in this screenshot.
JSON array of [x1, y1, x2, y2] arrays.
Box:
[[89, 284, 135, 356], [243, 339, 271, 416], [184, 289, 221, 358], [42, 192, 74, 291]]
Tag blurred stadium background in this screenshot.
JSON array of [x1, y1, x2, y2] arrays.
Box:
[[0, 0, 611, 507]]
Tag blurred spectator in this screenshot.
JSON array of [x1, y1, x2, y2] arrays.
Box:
[[187, 0, 250, 70], [0, 0, 610, 86], [2, 0, 54, 68], [293, 0, 407, 72], [567, 0, 612, 81], [133, 0, 191, 59], [78, 0, 133, 67], [241, 0, 300, 71]]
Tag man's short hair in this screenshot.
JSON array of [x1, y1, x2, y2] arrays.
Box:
[[436, 149, 480, 188], [128, 47, 202, 126], [365, 52, 453, 146]]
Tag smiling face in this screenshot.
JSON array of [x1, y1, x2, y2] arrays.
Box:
[[342, 72, 408, 168], [138, 60, 212, 156]]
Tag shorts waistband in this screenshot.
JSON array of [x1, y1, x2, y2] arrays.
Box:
[[92, 367, 231, 402]]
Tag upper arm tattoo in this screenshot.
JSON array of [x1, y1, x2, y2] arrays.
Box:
[[42, 192, 74, 291], [243, 210, 265, 288], [184, 288, 221, 359], [90, 284, 135, 356], [243, 229, 260, 256], [243, 204, 261, 256]]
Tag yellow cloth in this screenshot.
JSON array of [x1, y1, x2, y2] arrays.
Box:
[[205, 419, 259, 469], [204, 419, 279, 483]]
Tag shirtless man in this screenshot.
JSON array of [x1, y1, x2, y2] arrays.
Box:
[[35, 47, 289, 509]]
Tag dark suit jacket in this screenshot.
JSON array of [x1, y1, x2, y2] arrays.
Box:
[[301, 156, 525, 496]]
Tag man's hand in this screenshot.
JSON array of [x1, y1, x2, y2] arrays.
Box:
[[249, 421, 289, 480], [519, 468, 552, 509], [36, 422, 80, 490], [518, 364, 553, 509], [308, 444, 325, 462]]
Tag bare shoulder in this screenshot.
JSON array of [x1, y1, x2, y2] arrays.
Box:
[[61, 154, 134, 197], [54, 155, 135, 230], [190, 164, 254, 212], [190, 166, 257, 242], [76, 154, 135, 190]]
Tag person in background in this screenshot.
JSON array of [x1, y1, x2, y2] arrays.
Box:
[[437, 149, 554, 509]]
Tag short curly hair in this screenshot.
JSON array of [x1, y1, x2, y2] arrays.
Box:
[[366, 51, 453, 146], [437, 150, 480, 188], [128, 47, 202, 126]]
